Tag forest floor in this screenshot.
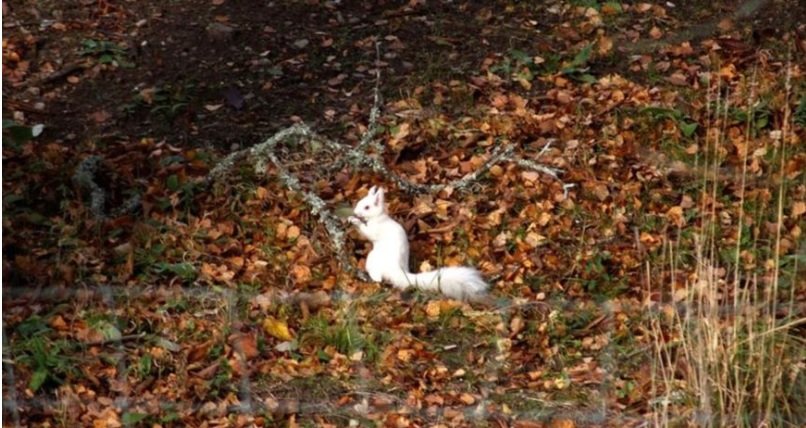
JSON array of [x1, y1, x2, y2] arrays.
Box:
[[3, 0, 805, 427]]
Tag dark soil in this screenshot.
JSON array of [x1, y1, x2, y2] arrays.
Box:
[[5, 0, 803, 154]]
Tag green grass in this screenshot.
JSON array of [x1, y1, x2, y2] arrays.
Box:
[[647, 65, 805, 427], [301, 311, 387, 363], [10, 315, 81, 392]]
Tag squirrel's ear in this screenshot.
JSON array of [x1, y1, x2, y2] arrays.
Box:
[[368, 186, 377, 196], [373, 187, 385, 207]]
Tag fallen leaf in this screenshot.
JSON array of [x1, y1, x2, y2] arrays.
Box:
[[290, 264, 311, 283], [287, 225, 301, 240], [397, 349, 413, 362], [425, 300, 441, 318], [459, 393, 475, 405], [591, 183, 610, 201], [666, 206, 685, 227], [229, 333, 259, 359], [90, 110, 111, 124], [263, 317, 293, 341], [50, 315, 68, 331], [791, 201, 805, 218], [549, 419, 576, 428], [666, 72, 688, 86], [524, 232, 546, 248], [522, 171, 540, 183], [275, 341, 295, 352]]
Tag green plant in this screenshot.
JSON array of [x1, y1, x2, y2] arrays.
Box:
[[132, 353, 153, 380], [208, 357, 234, 397], [641, 106, 699, 138], [80, 39, 133, 68], [12, 316, 80, 392], [571, 0, 600, 9], [490, 49, 562, 86], [121, 411, 149, 426], [121, 83, 195, 122], [163, 173, 201, 212], [729, 103, 771, 134], [580, 251, 628, 297], [561, 44, 596, 84], [2, 120, 44, 148], [794, 96, 806, 127]]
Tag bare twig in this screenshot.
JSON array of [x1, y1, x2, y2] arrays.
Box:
[[350, 40, 384, 155]]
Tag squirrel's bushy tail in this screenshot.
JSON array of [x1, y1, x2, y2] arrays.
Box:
[[387, 267, 488, 301]]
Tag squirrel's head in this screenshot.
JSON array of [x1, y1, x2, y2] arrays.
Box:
[[353, 186, 386, 220]]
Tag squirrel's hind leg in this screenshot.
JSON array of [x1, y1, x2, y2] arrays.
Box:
[[365, 250, 384, 282]]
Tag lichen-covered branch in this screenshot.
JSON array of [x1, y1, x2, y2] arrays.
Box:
[[206, 43, 569, 277], [74, 156, 106, 219], [424, 144, 515, 194], [73, 156, 141, 220], [264, 148, 368, 281], [208, 123, 316, 182]]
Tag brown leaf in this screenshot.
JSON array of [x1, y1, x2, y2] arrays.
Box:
[[791, 201, 805, 218], [459, 393, 475, 405], [290, 264, 311, 283], [590, 183, 610, 201], [50, 315, 68, 331], [549, 419, 576, 428], [425, 300, 441, 318], [666, 72, 688, 86], [666, 206, 685, 228], [424, 393, 444, 406], [521, 171, 540, 183], [524, 232, 546, 248], [196, 362, 221, 380], [397, 348, 413, 362], [510, 316, 524, 335], [255, 186, 269, 200], [90, 110, 111, 124], [598, 36, 613, 55], [514, 422, 545, 428], [188, 341, 212, 363], [291, 291, 331, 310], [229, 333, 259, 359]]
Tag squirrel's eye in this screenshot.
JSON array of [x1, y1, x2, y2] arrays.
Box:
[[364, 205, 370, 210]]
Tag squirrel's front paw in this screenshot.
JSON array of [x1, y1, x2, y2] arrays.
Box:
[[348, 216, 364, 226]]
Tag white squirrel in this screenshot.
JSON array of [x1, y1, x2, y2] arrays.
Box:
[[348, 186, 489, 301]]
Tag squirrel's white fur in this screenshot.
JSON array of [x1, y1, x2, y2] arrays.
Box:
[[349, 186, 488, 301]]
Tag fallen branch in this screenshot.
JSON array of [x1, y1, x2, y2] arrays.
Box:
[[207, 40, 571, 276], [84, 332, 147, 347], [22, 60, 91, 89]]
